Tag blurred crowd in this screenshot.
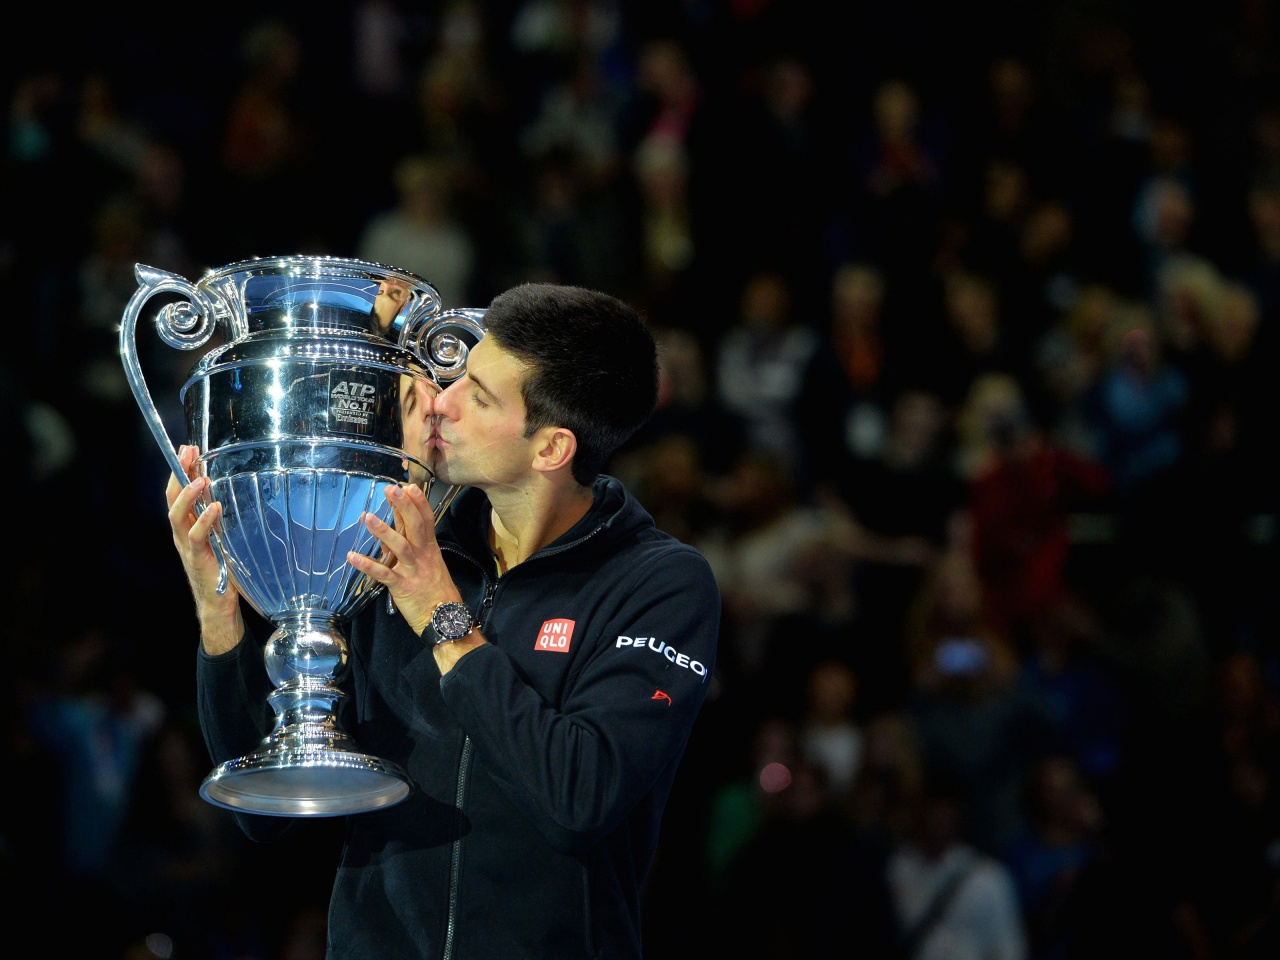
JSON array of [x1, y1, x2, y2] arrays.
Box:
[[3, 2, 1280, 958]]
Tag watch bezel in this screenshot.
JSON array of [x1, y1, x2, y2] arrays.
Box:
[[428, 601, 474, 644]]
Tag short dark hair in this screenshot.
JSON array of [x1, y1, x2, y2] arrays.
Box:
[[483, 283, 659, 484]]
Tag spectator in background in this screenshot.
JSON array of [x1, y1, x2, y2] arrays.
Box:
[[355, 152, 477, 306], [1163, 274, 1276, 653], [798, 658, 865, 802], [76, 193, 161, 405], [400, 12, 515, 291], [518, 49, 627, 193], [411, 39, 509, 172], [1003, 755, 1107, 960], [623, 35, 703, 165], [24, 625, 167, 955], [1031, 281, 1123, 455], [507, 139, 640, 293], [1152, 251, 1223, 364], [109, 718, 268, 960], [0, 356, 75, 509], [796, 260, 904, 480], [622, 34, 739, 336], [1003, 197, 1083, 359], [348, 0, 414, 108], [824, 387, 968, 712], [622, 36, 706, 295], [508, 0, 626, 114], [965, 55, 1071, 203], [213, 18, 326, 254], [887, 773, 1028, 960], [1077, 302, 1189, 541], [75, 182, 197, 535], [630, 124, 697, 320], [3, 65, 86, 374], [1155, 650, 1280, 959], [960, 156, 1034, 291], [847, 709, 928, 848], [902, 548, 1057, 856], [919, 267, 1026, 413], [705, 714, 902, 959], [703, 715, 802, 892], [721, 53, 832, 297], [838, 76, 950, 294], [697, 448, 855, 694], [608, 323, 742, 543], [713, 267, 819, 477], [1016, 596, 1130, 790], [1214, 650, 1280, 776], [1129, 114, 1200, 299], [959, 372, 1110, 646], [1071, 62, 1157, 294], [1241, 174, 1280, 341]]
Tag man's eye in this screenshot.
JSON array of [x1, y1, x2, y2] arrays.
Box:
[[471, 392, 488, 408]]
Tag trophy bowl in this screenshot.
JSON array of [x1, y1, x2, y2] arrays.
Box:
[[119, 255, 485, 816]]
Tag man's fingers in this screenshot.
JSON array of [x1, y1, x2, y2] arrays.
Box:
[[363, 509, 411, 560], [379, 483, 434, 542], [190, 498, 221, 540], [168, 475, 203, 524], [347, 549, 386, 580], [353, 484, 441, 585], [399, 483, 439, 535], [167, 445, 203, 507], [165, 471, 184, 506]]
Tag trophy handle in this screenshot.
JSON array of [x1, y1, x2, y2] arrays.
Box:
[[119, 263, 231, 593], [404, 307, 487, 385]]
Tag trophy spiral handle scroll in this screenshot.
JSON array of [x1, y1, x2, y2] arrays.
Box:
[[119, 256, 485, 816]]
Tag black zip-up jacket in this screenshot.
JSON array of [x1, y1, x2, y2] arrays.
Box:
[[197, 476, 721, 959]]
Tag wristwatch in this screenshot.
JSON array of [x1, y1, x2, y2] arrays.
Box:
[[423, 601, 475, 645]]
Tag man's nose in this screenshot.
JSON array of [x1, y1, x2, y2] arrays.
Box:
[[415, 379, 439, 418], [432, 379, 462, 419]]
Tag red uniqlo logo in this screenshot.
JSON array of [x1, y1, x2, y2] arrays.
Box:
[[535, 618, 576, 653]]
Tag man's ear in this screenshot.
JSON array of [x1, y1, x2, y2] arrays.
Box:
[[531, 426, 578, 474]]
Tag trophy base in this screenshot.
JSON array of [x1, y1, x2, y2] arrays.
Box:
[[201, 747, 412, 817]]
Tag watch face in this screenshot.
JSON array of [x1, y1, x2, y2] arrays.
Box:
[[433, 602, 473, 642]]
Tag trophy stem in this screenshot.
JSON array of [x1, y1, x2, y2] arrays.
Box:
[[200, 614, 412, 817]]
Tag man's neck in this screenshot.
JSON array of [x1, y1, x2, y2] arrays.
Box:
[[487, 481, 595, 574]]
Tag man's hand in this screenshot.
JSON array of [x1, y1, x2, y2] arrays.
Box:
[[349, 482, 461, 638], [165, 445, 245, 654]]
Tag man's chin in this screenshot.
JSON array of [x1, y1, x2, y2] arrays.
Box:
[[426, 449, 453, 485]]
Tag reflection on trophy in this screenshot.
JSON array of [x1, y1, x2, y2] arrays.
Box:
[[119, 256, 485, 816]]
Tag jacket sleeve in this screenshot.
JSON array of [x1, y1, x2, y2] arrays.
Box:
[[196, 627, 299, 842], [438, 543, 720, 853]]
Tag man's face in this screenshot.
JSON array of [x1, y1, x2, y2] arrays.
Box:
[[373, 279, 411, 332], [399, 373, 440, 486], [427, 337, 536, 491]]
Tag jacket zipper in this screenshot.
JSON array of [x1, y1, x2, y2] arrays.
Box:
[[442, 735, 472, 960], [441, 559, 495, 960]]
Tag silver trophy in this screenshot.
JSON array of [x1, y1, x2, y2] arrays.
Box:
[[120, 256, 485, 816]]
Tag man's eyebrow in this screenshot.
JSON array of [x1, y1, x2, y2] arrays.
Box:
[[466, 370, 498, 404]]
